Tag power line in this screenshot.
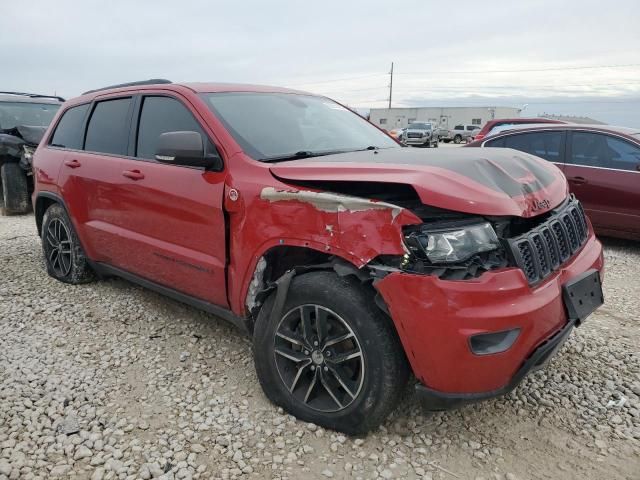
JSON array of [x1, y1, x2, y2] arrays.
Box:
[[282, 63, 640, 89], [398, 63, 640, 76], [316, 81, 640, 95], [285, 72, 386, 88]]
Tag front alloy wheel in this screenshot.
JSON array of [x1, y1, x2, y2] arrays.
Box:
[[253, 271, 410, 434], [274, 304, 365, 412]]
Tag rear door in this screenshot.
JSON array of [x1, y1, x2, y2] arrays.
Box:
[[110, 94, 228, 307], [565, 131, 640, 236], [56, 96, 134, 263]]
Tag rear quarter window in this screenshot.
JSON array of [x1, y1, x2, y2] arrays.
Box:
[[49, 104, 90, 149]]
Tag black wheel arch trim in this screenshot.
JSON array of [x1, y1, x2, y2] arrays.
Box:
[[35, 191, 72, 237]]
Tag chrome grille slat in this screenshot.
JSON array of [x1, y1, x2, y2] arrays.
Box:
[[507, 198, 589, 285]]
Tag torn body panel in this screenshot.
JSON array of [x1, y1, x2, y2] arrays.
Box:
[[226, 170, 422, 317]]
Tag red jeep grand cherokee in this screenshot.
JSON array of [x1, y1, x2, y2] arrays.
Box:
[[32, 80, 604, 434]]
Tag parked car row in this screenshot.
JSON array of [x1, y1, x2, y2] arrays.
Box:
[[29, 79, 605, 433]]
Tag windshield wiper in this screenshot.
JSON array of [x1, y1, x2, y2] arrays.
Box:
[[260, 150, 346, 163]]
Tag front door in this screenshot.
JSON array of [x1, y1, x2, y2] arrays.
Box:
[[564, 131, 640, 237], [110, 94, 228, 307]]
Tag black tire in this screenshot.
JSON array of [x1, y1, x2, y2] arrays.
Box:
[[41, 203, 95, 284], [453, 135, 462, 144], [1, 162, 30, 215], [253, 271, 409, 435]]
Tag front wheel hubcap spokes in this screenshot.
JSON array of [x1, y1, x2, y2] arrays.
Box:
[[274, 304, 365, 412]]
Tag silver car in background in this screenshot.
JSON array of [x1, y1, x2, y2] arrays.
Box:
[[401, 122, 439, 147]]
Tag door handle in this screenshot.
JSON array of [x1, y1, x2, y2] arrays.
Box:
[[122, 170, 145, 180], [64, 159, 81, 169], [569, 176, 587, 185]]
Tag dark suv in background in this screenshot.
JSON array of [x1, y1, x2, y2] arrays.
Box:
[[466, 124, 640, 240], [0, 92, 62, 214]]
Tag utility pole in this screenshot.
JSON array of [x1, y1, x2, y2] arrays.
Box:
[[388, 62, 394, 109]]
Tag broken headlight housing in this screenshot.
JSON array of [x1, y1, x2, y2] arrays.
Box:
[[404, 222, 500, 263]]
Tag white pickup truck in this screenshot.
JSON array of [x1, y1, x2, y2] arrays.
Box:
[[441, 124, 480, 144]]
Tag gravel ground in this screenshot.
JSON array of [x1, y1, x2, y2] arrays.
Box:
[[1, 214, 638, 480]]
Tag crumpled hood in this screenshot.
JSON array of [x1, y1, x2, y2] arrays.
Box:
[[269, 147, 568, 218], [0, 125, 47, 158]]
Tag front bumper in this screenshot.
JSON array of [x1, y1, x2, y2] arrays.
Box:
[[415, 317, 576, 410], [375, 233, 604, 406], [404, 136, 432, 145]]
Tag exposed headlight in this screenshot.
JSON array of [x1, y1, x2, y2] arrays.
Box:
[[404, 222, 500, 263]]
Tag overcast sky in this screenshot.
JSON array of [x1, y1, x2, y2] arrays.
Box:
[[2, 0, 639, 125]]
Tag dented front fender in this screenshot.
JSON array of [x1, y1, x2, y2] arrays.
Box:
[[225, 174, 421, 316]]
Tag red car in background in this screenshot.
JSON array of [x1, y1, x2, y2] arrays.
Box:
[[467, 124, 640, 240], [473, 117, 567, 142]]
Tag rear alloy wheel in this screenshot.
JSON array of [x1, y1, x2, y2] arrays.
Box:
[[45, 218, 73, 277], [254, 271, 409, 434], [41, 203, 95, 284], [453, 135, 462, 144]]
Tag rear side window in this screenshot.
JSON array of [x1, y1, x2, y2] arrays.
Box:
[[570, 132, 640, 171], [485, 137, 505, 148], [136, 96, 204, 160], [84, 98, 132, 155], [502, 131, 564, 162], [50, 104, 89, 149]]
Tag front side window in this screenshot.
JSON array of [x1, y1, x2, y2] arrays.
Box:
[[136, 96, 205, 160], [203, 93, 398, 161], [0, 101, 60, 130], [50, 104, 89, 150], [84, 98, 132, 155], [502, 131, 564, 162], [454, 125, 464, 131], [570, 132, 640, 171]]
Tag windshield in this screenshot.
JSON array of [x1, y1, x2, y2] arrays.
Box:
[[0, 102, 60, 130], [202, 92, 398, 161], [407, 123, 431, 130]]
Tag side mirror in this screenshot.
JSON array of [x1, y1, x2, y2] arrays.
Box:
[[155, 131, 222, 170]]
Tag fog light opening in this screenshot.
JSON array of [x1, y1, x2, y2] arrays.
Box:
[[469, 328, 521, 355]]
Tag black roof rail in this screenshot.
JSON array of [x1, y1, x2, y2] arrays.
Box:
[[82, 79, 172, 95], [0, 91, 65, 102]]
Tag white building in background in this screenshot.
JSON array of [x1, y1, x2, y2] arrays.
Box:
[[368, 106, 522, 130]]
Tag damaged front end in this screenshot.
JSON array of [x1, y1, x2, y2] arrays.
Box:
[[0, 125, 46, 170]]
